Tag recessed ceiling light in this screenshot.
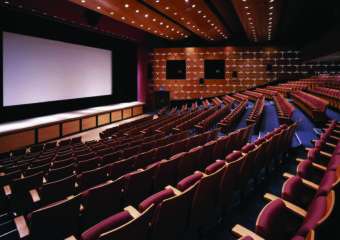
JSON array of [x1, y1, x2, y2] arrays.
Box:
[[174, 12, 178, 15], [81, 0, 86, 3], [144, 14, 149, 18], [165, 6, 170, 10], [124, 4, 129, 8], [192, 4, 196, 8], [96, 6, 101, 9], [110, 12, 114, 15], [135, 9, 140, 13], [152, 18, 156, 22], [121, 16, 125, 20]]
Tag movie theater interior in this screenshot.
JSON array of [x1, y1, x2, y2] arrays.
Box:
[[0, 0, 339, 239]]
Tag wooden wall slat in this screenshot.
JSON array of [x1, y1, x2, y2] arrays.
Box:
[[0, 130, 35, 154], [38, 125, 60, 143], [62, 120, 80, 136]]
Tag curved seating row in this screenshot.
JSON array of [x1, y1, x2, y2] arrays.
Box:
[[273, 94, 295, 124]]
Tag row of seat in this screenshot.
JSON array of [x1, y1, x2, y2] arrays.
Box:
[[0, 137, 82, 164], [222, 95, 236, 106], [76, 124, 294, 240], [174, 106, 217, 132], [0, 131, 169, 175], [99, 115, 154, 139], [266, 85, 291, 97], [232, 120, 339, 240], [218, 100, 248, 132], [254, 88, 279, 100], [243, 90, 265, 101], [156, 108, 204, 134], [233, 93, 250, 102], [9, 125, 253, 240], [291, 91, 328, 123], [273, 93, 295, 124], [1, 129, 219, 216], [247, 96, 265, 130], [195, 104, 231, 132], [308, 87, 340, 110]]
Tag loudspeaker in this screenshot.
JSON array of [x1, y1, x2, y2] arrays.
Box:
[[84, 10, 102, 26], [232, 71, 238, 79], [199, 78, 205, 85], [154, 91, 170, 109], [266, 63, 273, 71]]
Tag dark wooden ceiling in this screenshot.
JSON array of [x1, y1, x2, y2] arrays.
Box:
[[2, 0, 340, 47]]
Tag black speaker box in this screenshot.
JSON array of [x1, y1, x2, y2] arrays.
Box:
[[154, 91, 170, 110]]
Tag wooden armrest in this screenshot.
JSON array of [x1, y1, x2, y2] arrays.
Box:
[[305, 147, 312, 152], [264, 193, 307, 218], [172, 128, 180, 132], [282, 172, 319, 190], [334, 130, 340, 134], [165, 185, 182, 196], [124, 206, 140, 218], [65, 235, 77, 240], [311, 162, 327, 171], [330, 135, 339, 140], [320, 151, 332, 158], [326, 142, 336, 148], [3, 185, 12, 196], [14, 216, 30, 238], [195, 124, 203, 129], [140, 130, 146, 134], [29, 189, 41, 203], [296, 158, 305, 163], [232, 224, 264, 240]]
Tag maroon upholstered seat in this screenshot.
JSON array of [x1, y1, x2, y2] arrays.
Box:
[[123, 166, 157, 207], [81, 177, 125, 229], [176, 172, 203, 191], [77, 165, 109, 191], [138, 188, 175, 212], [225, 151, 242, 163], [205, 160, 225, 175], [40, 174, 76, 205], [28, 195, 80, 240], [81, 211, 133, 240]]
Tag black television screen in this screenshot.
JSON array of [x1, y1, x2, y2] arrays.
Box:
[[166, 60, 186, 79], [204, 60, 225, 79]]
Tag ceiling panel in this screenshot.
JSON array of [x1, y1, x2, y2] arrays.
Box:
[[69, 0, 191, 40], [143, 0, 229, 41], [231, 0, 282, 42]]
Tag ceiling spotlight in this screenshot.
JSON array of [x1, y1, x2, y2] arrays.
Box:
[[81, 0, 86, 3], [192, 4, 196, 8], [110, 11, 114, 15], [165, 6, 170, 10], [144, 14, 149, 18], [96, 6, 101, 9], [124, 3, 129, 8], [135, 9, 140, 13]]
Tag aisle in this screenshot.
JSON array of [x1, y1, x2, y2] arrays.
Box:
[[291, 104, 317, 147]]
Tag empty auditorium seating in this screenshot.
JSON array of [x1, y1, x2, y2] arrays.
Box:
[[247, 96, 265, 130], [291, 91, 328, 122], [218, 100, 247, 132], [273, 93, 295, 124]]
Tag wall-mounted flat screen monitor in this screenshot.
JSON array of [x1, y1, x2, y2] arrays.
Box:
[[166, 60, 186, 79], [204, 60, 225, 79]]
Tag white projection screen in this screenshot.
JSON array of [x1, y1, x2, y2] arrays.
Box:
[[3, 32, 112, 106]]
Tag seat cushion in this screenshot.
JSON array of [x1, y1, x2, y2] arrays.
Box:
[[225, 151, 242, 163], [297, 196, 327, 236], [282, 176, 304, 204], [176, 172, 203, 191], [205, 160, 225, 175], [138, 188, 174, 212], [256, 199, 287, 240], [253, 138, 266, 146], [81, 210, 133, 240], [297, 160, 313, 179], [241, 143, 255, 153], [328, 155, 340, 170]]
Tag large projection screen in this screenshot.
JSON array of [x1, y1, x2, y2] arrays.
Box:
[[3, 32, 112, 107]]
